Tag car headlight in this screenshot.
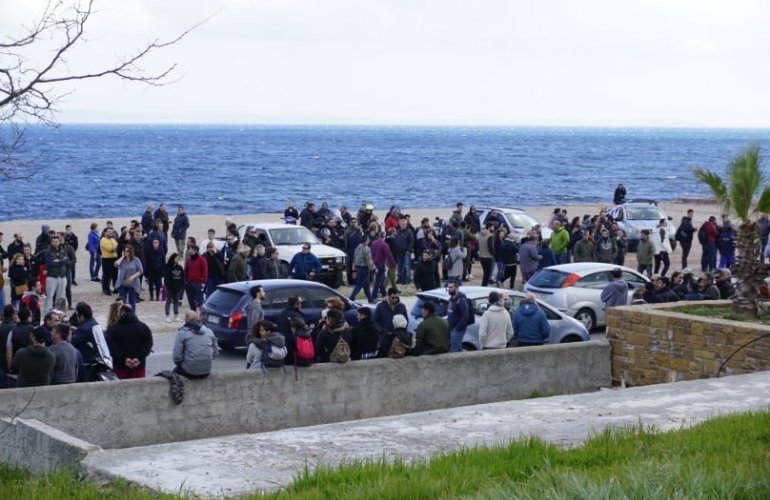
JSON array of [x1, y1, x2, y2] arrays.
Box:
[[335, 257, 344, 263], [627, 226, 639, 235]]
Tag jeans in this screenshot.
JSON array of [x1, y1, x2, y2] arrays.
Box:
[[637, 263, 653, 279], [555, 252, 569, 265], [495, 260, 505, 282], [185, 283, 205, 310], [175, 239, 186, 258], [101, 257, 117, 293], [701, 244, 717, 272], [397, 254, 411, 284], [119, 285, 138, 311], [719, 254, 735, 270], [0, 288, 5, 311], [372, 265, 387, 300], [89, 251, 101, 279], [654, 251, 670, 277], [349, 266, 373, 302], [147, 274, 163, 299], [480, 257, 494, 286], [45, 276, 67, 313], [450, 328, 466, 353]]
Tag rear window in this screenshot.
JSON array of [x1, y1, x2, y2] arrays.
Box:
[[204, 289, 246, 312], [411, 296, 448, 319], [527, 269, 569, 288]]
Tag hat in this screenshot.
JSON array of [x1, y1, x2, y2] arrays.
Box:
[[387, 287, 400, 296], [421, 301, 436, 314], [488, 291, 500, 304], [392, 314, 407, 329]]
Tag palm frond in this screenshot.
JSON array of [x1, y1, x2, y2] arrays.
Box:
[[727, 145, 762, 222], [753, 186, 770, 216], [691, 166, 730, 213]]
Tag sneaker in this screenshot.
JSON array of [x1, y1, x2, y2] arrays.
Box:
[[174, 316, 182, 322], [165, 316, 172, 323]]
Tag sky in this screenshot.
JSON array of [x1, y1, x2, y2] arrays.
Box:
[[2, 0, 770, 127]]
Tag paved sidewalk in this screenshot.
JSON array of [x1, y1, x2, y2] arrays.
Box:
[[82, 371, 770, 497]]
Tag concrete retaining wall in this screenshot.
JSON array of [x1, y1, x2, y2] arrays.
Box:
[[607, 301, 770, 386], [0, 341, 610, 451]]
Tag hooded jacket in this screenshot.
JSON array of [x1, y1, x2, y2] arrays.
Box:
[[246, 331, 286, 369], [172, 320, 218, 376], [315, 321, 353, 363], [71, 317, 113, 369], [601, 279, 629, 308], [513, 302, 551, 345], [106, 313, 154, 370], [478, 304, 513, 349], [13, 345, 55, 387]]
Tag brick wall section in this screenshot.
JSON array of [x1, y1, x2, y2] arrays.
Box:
[[606, 300, 770, 386]]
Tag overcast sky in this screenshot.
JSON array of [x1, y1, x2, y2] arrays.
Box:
[[2, 0, 770, 127]]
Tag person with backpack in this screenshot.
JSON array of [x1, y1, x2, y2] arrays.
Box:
[[386, 314, 412, 358], [275, 295, 306, 364], [446, 279, 471, 352], [290, 317, 315, 367], [246, 320, 287, 371], [374, 287, 408, 357], [315, 309, 352, 363]]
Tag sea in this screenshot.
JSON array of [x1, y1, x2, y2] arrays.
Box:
[[2, 124, 770, 221]]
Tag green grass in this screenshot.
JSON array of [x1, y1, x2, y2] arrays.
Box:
[[261, 410, 770, 499], [2, 411, 769, 499], [678, 305, 770, 325]]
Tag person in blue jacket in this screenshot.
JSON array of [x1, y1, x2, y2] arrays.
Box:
[[446, 279, 470, 352], [513, 293, 551, 347], [289, 244, 322, 281]]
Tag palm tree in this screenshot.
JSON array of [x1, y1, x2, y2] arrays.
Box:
[[691, 145, 770, 318]]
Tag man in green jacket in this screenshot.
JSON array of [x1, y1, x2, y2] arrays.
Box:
[[573, 230, 595, 263], [550, 221, 571, 264], [636, 230, 655, 278], [412, 301, 450, 355]]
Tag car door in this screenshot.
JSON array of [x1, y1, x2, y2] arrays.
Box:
[[574, 271, 611, 323]]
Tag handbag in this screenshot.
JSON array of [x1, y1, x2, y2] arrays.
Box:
[[14, 284, 28, 296]]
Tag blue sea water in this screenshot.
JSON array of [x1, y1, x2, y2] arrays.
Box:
[[2, 124, 770, 221]]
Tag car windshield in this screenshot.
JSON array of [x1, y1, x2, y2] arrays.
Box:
[[411, 296, 449, 319], [504, 211, 540, 229], [268, 227, 321, 246], [626, 207, 664, 220], [527, 269, 570, 288]]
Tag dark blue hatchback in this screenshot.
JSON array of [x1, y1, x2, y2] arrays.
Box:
[[201, 279, 370, 349]]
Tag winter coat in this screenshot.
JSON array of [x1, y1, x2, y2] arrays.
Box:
[[315, 321, 353, 363], [261, 258, 286, 279], [446, 246, 467, 278], [185, 254, 208, 285], [413, 259, 440, 291], [594, 236, 617, 263], [513, 303, 550, 345], [350, 317, 379, 360], [106, 313, 154, 370], [652, 227, 673, 255], [519, 241, 541, 276], [12, 346, 55, 387], [636, 240, 655, 266], [71, 318, 113, 368], [601, 279, 629, 308], [413, 314, 450, 355], [172, 320, 218, 376], [227, 254, 248, 283], [478, 304, 513, 349], [171, 212, 190, 240], [246, 332, 286, 369], [446, 292, 470, 332], [573, 239, 595, 262]]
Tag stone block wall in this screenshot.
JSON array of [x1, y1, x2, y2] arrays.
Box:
[[606, 300, 770, 386]]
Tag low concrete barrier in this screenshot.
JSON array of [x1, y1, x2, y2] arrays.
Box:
[[1, 341, 610, 453]]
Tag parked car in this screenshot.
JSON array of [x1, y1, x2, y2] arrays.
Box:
[[408, 286, 590, 350], [523, 263, 650, 331], [201, 279, 373, 350], [215, 223, 346, 288], [475, 206, 553, 241], [607, 199, 676, 252]]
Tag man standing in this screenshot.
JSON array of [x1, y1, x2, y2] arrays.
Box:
[[412, 301, 449, 356], [550, 221, 570, 265], [226, 245, 249, 283], [43, 234, 70, 313], [393, 218, 415, 285], [154, 203, 170, 241], [107, 305, 154, 379], [7, 232, 25, 266], [245, 285, 265, 335], [519, 233, 542, 283], [513, 294, 551, 346], [374, 287, 408, 356], [100, 228, 119, 295], [71, 302, 112, 380], [172, 205, 190, 258], [141, 204, 155, 235], [370, 232, 396, 299], [572, 230, 594, 263], [0, 305, 16, 388], [700, 216, 719, 273], [172, 311, 218, 379], [478, 291, 513, 350], [12, 329, 55, 387], [636, 230, 654, 278], [601, 268, 629, 309], [49, 324, 80, 385], [289, 243, 321, 281], [184, 245, 208, 311], [446, 280, 470, 352], [676, 209, 696, 270], [413, 250, 440, 292]]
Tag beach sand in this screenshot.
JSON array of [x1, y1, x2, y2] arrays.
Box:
[[1, 200, 721, 336]]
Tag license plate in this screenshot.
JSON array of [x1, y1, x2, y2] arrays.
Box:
[[207, 314, 219, 324]]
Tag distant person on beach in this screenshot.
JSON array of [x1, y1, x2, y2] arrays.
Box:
[[171, 205, 190, 258], [283, 202, 299, 224], [699, 216, 719, 273], [7, 232, 24, 267], [613, 183, 627, 205], [164, 253, 185, 322], [141, 204, 154, 235], [184, 245, 208, 311], [115, 246, 143, 311], [43, 234, 70, 314], [675, 209, 696, 270], [154, 203, 170, 241], [144, 238, 166, 301], [100, 228, 119, 296], [289, 243, 321, 281]]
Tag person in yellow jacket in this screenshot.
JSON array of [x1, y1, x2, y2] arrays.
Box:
[[100, 228, 119, 296]]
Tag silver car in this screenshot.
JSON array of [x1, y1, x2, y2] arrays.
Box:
[[523, 263, 650, 331], [408, 286, 590, 350], [608, 199, 676, 252]]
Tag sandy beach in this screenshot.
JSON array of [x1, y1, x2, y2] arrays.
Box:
[[1, 200, 723, 337]]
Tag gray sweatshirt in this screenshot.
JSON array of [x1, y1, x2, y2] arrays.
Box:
[[172, 321, 218, 376]]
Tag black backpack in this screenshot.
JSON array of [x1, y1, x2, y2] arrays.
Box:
[[461, 295, 476, 326], [487, 235, 496, 256], [697, 225, 708, 245]]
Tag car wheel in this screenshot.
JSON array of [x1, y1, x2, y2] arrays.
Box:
[[574, 308, 596, 331], [217, 341, 235, 351], [559, 334, 583, 343]]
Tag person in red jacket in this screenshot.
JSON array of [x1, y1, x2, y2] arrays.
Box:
[[184, 245, 208, 311], [700, 216, 719, 273]]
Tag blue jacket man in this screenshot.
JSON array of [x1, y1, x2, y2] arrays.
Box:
[[289, 244, 322, 280], [513, 294, 551, 346], [446, 280, 470, 352]]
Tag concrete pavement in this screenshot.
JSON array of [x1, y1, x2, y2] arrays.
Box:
[[82, 371, 770, 497]]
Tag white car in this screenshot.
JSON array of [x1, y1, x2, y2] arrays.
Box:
[[215, 223, 346, 288], [476, 206, 553, 241], [608, 199, 676, 252], [523, 263, 650, 331], [409, 286, 590, 350]]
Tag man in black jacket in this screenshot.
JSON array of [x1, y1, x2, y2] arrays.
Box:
[[107, 305, 154, 379], [12, 328, 54, 387], [413, 251, 440, 291], [676, 209, 696, 270], [275, 296, 305, 364], [0, 305, 17, 387]]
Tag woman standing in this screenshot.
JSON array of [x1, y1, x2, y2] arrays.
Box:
[[163, 253, 185, 322], [114, 246, 143, 311], [9, 253, 30, 309]]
